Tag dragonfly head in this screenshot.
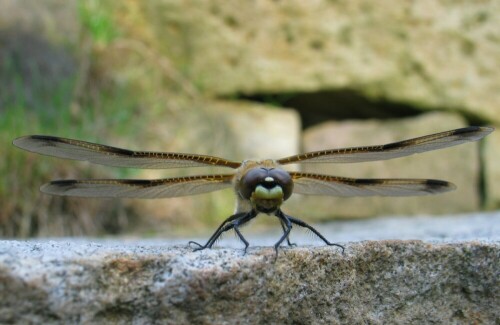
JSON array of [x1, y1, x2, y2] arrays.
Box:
[[238, 167, 293, 213]]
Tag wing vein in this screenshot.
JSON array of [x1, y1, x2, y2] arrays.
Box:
[[13, 135, 241, 169], [290, 172, 456, 197], [278, 126, 493, 165], [40, 174, 235, 199]]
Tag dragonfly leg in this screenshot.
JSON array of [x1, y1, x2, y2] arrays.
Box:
[[189, 210, 257, 252], [233, 226, 250, 254], [273, 210, 293, 258], [188, 224, 233, 251], [189, 212, 245, 250], [230, 211, 258, 253], [279, 218, 296, 247], [284, 213, 345, 254]]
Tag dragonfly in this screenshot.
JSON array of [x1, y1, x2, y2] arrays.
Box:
[[13, 126, 493, 254]]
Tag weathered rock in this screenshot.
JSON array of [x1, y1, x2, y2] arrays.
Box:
[[0, 0, 78, 45], [121, 0, 500, 124], [0, 212, 498, 324], [209, 100, 301, 161], [286, 112, 483, 219], [0, 0, 78, 112]]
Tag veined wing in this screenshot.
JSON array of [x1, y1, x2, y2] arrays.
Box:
[[13, 135, 241, 169], [278, 126, 493, 165], [41, 174, 235, 198], [290, 172, 456, 197]]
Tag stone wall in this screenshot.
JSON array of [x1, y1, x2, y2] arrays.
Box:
[[98, 0, 500, 217]]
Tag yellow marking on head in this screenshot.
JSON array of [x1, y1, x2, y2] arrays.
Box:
[[252, 185, 283, 200]]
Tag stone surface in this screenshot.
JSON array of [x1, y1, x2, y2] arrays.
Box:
[[0, 0, 78, 45], [124, 0, 500, 124], [287, 112, 483, 219], [0, 212, 498, 324]]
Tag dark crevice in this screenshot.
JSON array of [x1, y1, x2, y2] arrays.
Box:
[[237, 89, 423, 128], [455, 110, 491, 126], [236, 89, 491, 128]]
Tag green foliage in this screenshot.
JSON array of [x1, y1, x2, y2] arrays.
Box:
[[0, 43, 142, 236], [78, 0, 119, 45]]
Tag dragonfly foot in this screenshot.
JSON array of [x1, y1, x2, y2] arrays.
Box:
[[188, 241, 208, 251], [326, 242, 345, 254]]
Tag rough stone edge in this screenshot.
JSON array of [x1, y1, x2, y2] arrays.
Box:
[[0, 239, 498, 324]]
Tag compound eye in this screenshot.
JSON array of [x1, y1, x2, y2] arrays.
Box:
[[268, 169, 294, 200], [239, 168, 268, 199]]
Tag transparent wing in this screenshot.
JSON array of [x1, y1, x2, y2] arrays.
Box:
[[278, 126, 493, 165], [290, 172, 456, 197], [41, 174, 235, 199], [13, 135, 241, 169]]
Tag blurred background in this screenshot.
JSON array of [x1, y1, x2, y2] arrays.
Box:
[[1, 0, 499, 239]]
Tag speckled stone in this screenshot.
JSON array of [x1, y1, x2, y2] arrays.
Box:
[[0, 213, 498, 324]]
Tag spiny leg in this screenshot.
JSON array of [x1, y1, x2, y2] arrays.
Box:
[[285, 213, 345, 254], [188, 212, 244, 250], [280, 219, 296, 247], [189, 211, 257, 252], [191, 222, 237, 252], [273, 210, 293, 257], [221, 211, 257, 253], [233, 226, 250, 254], [188, 212, 246, 250]]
